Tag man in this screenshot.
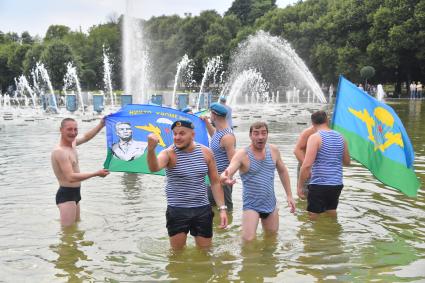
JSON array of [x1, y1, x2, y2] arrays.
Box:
[[201, 102, 236, 210], [112, 122, 148, 161], [51, 118, 109, 227], [298, 111, 351, 220], [147, 119, 228, 250], [221, 121, 295, 242], [219, 95, 233, 129], [293, 122, 317, 197]]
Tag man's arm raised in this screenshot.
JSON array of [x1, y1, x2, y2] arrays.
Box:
[[220, 148, 245, 185], [200, 115, 215, 137], [147, 133, 170, 172], [77, 118, 105, 146]]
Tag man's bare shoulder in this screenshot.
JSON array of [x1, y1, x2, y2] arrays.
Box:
[[234, 147, 248, 159], [200, 144, 214, 157], [308, 132, 322, 143], [301, 126, 316, 137], [51, 145, 72, 159], [268, 143, 282, 157]]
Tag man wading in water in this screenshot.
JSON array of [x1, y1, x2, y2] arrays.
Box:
[[147, 119, 228, 250], [51, 118, 109, 227]]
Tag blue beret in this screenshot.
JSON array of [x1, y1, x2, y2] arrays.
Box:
[[219, 95, 227, 102], [210, 102, 228, 117], [171, 120, 194, 130], [182, 107, 192, 113]]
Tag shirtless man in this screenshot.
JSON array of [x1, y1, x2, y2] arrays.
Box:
[[51, 118, 109, 227], [293, 123, 317, 197]]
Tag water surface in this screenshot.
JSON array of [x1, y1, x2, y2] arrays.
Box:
[[0, 100, 424, 282]]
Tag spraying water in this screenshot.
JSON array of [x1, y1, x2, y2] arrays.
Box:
[[63, 62, 85, 114], [227, 69, 269, 105], [34, 62, 58, 112], [376, 84, 386, 102], [224, 30, 326, 104], [123, 0, 150, 104], [172, 54, 192, 108], [15, 75, 36, 108], [197, 56, 222, 110], [103, 46, 115, 107]]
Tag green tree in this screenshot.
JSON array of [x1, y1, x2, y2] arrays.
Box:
[[21, 31, 34, 44], [80, 69, 97, 90], [7, 44, 31, 77], [84, 23, 121, 90], [226, 0, 276, 25], [40, 41, 75, 90], [23, 44, 45, 74], [45, 25, 71, 41], [0, 44, 17, 92], [360, 65, 376, 87]]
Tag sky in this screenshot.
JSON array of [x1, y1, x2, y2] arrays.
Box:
[[0, 0, 298, 37]]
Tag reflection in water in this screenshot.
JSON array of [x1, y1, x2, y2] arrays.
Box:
[[166, 248, 215, 281], [50, 225, 93, 282], [296, 215, 350, 281], [238, 236, 279, 282], [121, 172, 141, 201]]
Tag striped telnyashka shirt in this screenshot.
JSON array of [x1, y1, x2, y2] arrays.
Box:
[[310, 130, 344, 186], [165, 143, 209, 208], [240, 145, 276, 213], [210, 128, 234, 174]]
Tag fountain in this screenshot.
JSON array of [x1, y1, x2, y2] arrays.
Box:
[[197, 56, 222, 110], [172, 54, 192, 108], [15, 75, 36, 108], [33, 62, 59, 112], [63, 62, 85, 114], [123, 0, 150, 104], [226, 69, 269, 105], [223, 30, 326, 105], [376, 84, 386, 102], [103, 46, 115, 108]]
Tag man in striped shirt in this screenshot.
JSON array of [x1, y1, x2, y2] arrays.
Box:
[[298, 111, 351, 220], [201, 103, 236, 210], [220, 121, 295, 242], [147, 120, 228, 250]]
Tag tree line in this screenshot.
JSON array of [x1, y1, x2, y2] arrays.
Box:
[[0, 0, 424, 95]]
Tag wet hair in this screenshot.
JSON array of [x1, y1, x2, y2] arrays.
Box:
[[249, 121, 268, 134], [60, 118, 76, 128], [311, 110, 327, 125]]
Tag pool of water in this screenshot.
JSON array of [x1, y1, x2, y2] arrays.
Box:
[[0, 100, 424, 282]]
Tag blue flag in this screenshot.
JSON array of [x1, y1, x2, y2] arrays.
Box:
[[332, 76, 420, 196], [104, 104, 209, 175]]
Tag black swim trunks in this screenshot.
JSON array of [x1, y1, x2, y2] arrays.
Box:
[[56, 186, 81, 205], [166, 205, 214, 238], [307, 184, 343, 213], [259, 211, 272, 219]]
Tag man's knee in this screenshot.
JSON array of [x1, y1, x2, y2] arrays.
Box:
[[242, 232, 256, 242]]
